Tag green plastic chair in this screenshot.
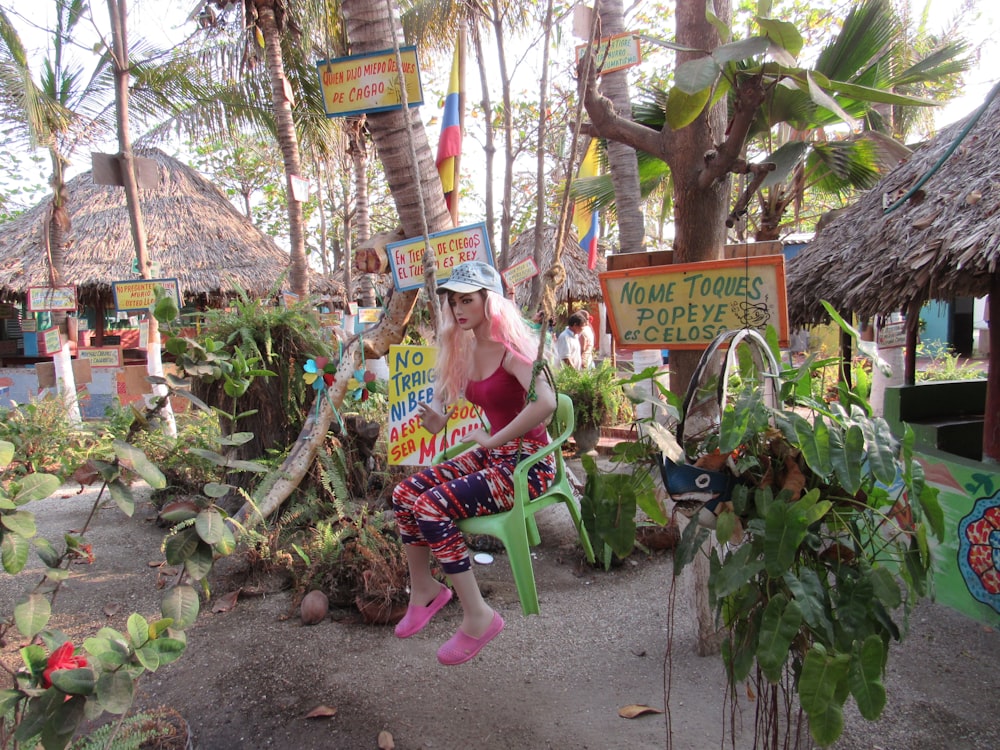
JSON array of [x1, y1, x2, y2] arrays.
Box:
[[432, 393, 596, 615]]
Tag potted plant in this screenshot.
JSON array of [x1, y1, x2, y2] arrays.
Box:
[[554, 360, 628, 453], [661, 324, 943, 749]]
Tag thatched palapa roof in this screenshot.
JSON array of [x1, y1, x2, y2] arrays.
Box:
[[0, 147, 343, 308], [787, 87, 1000, 327], [506, 224, 606, 307]]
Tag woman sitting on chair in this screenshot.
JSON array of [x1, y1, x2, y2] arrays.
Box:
[[392, 260, 557, 665]]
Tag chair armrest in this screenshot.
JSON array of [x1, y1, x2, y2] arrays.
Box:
[[431, 440, 477, 465], [511, 436, 565, 484]]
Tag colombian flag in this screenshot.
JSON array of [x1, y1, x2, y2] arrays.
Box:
[[436, 45, 462, 223], [574, 139, 600, 270]]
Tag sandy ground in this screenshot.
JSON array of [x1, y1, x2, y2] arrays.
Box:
[[3, 474, 999, 750]]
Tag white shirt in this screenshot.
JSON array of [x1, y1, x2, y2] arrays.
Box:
[[555, 328, 582, 369]]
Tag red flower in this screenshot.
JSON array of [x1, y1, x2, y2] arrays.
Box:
[[41, 642, 88, 689]]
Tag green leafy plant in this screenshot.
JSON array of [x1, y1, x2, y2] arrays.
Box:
[[554, 360, 631, 430], [915, 341, 984, 382], [0, 439, 189, 750], [669, 320, 943, 748]]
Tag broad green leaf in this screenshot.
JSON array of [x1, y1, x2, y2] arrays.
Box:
[[783, 569, 834, 644], [50, 667, 95, 696], [226, 458, 270, 473], [40, 693, 86, 749], [1, 510, 36, 538], [665, 85, 712, 130], [83, 637, 128, 669], [96, 670, 135, 714], [830, 424, 864, 494], [184, 541, 214, 581], [163, 526, 199, 565], [756, 17, 802, 58], [715, 509, 736, 545], [764, 501, 809, 577], [849, 635, 886, 720], [149, 637, 186, 666], [0, 687, 21, 714], [113, 440, 166, 489], [149, 618, 174, 639], [711, 544, 765, 599], [202, 482, 233, 499], [0, 440, 13, 468], [14, 593, 51, 638], [162, 584, 200, 629], [918, 482, 945, 542], [675, 56, 721, 94], [793, 414, 831, 478], [807, 702, 845, 747], [127, 613, 150, 647], [108, 479, 135, 517], [195, 508, 226, 545], [711, 35, 769, 64], [34, 537, 60, 568], [868, 566, 901, 609], [159, 503, 199, 524], [214, 523, 236, 556], [798, 643, 850, 715], [11, 473, 61, 505], [860, 418, 897, 486], [135, 643, 160, 672], [756, 594, 802, 684], [215, 432, 255, 447], [673, 515, 710, 577]]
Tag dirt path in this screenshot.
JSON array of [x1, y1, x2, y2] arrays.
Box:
[[3, 481, 999, 749]]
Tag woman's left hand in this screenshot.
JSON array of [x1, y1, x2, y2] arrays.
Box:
[[466, 428, 498, 450]]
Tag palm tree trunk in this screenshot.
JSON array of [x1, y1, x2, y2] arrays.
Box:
[[597, 0, 644, 255], [256, 2, 309, 297], [237, 0, 454, 525]]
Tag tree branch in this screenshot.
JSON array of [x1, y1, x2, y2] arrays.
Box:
[[579, 58, 667, 158], [699, 74, 768, 189]]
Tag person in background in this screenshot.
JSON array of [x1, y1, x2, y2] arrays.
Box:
[[555, 312, 585, 369], [578, 309, 595, 369], [391, 261, 557, 665]]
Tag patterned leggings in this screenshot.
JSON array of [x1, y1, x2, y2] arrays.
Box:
[[392, 439, 555, 574]]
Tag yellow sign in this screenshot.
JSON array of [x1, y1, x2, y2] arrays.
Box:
[[386, 223, 493, 292], [575, 33, 642, 75], [600, 256, 789, 350], [502, 257, 539, 288], [388, 345, 484, 466], [111, 278, 181, 313], [27, 285, 77, 312], [41, 327, 61, 355], [317, 46, 423, 118], [78, 347, 123, 368], [358, 307, 381, 324]]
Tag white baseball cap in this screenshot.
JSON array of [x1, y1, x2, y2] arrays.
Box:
[[437, 261, 504, 296]]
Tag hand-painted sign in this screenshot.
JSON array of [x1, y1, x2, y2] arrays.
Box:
[[575, 33, 642, 75], [878, 321, 906, 350], [388, 345, 484, 466], [358, 307, 381, 324], [600, 255, 789, 350], [386, 223, 494, 292], [111, 278, 181, 314], [27, 286, 77, 312], [78, 347, 123, 368], [317, 46, 423, 118], [502, 257, 539, 288], [40, 327, 61, 355]]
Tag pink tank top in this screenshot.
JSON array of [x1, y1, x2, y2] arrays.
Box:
[[464, 362, 548, 444]]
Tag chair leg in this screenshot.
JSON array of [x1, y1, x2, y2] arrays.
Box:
[[504, 527, 541, 616], [525, 515, 541, 547], [563, 497, 596, 564]]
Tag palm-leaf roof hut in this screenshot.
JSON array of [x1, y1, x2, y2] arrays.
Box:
[[0, 148, 343, 317], [506, 225, 606, 311], [786, 84, 1000, 461]]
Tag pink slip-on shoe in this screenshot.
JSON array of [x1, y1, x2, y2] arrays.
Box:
[[436, 611, 504, 665], [394, 585, 453, 638]]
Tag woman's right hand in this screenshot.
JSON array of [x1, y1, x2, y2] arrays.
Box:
[[417, 402, 453, 434]]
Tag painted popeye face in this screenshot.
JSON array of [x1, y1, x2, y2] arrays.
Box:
[[447, 290, 488, 332]]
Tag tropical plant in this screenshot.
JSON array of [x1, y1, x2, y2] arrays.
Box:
[[663, 328, 944, 748], [554, 360, 630, 430], [0, 436, 191, 750]]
